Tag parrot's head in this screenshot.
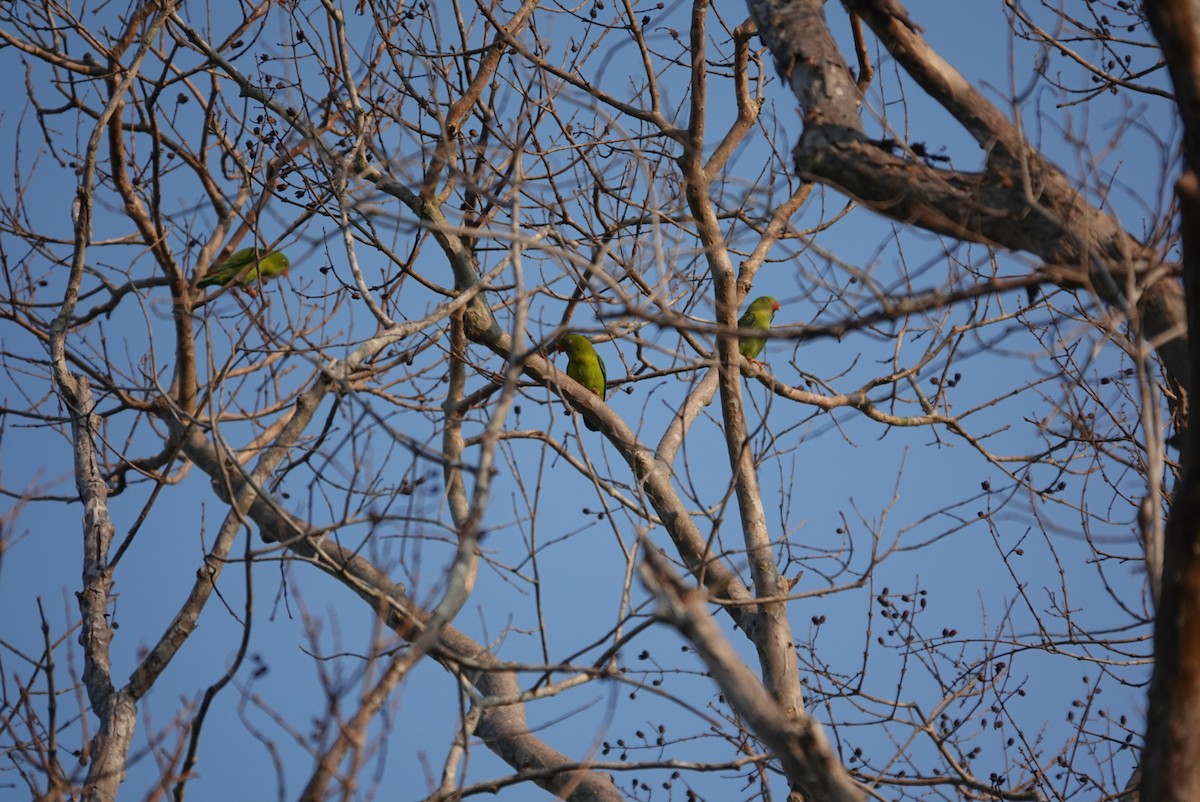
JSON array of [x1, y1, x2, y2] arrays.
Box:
[[748, 295, 780, 320], [262, 252, 290, 277], [556, 333, 597, 359]]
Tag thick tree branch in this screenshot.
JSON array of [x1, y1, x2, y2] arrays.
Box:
[[639, 545, 864, 802], [1141, 3, 1200, 800], [48, 6, 176, 800], [677, 4, 806, 735], [171, 405, 623, 802], [744, 0, 1189, 392]]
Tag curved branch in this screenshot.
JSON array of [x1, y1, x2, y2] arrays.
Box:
[[745, 0, 1190, 391], [639, 545, 864, 802]]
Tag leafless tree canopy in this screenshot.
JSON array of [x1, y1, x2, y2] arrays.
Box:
[[0, 1, 1193, 800]]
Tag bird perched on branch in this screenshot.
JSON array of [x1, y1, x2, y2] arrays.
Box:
[[198, 247, 291, 297], [738, 295, 780, 366], [555, 333, 607, 431]]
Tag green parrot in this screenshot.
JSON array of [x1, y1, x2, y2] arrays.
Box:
[[555, 333, 607, 431], [737, 295, 780, 366], [198, 247, 291, 296]]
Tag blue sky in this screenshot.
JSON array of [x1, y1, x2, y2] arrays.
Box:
[[0, 1, 1169, 799]]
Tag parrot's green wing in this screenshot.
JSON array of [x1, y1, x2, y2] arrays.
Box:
[[220, 247, 259, 272], [558, 333, 607, 431], [198, 247, 258, 288], [257, 251, 291, 280], [737, 296, 779, 362], [198, 247, 290, 293]]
